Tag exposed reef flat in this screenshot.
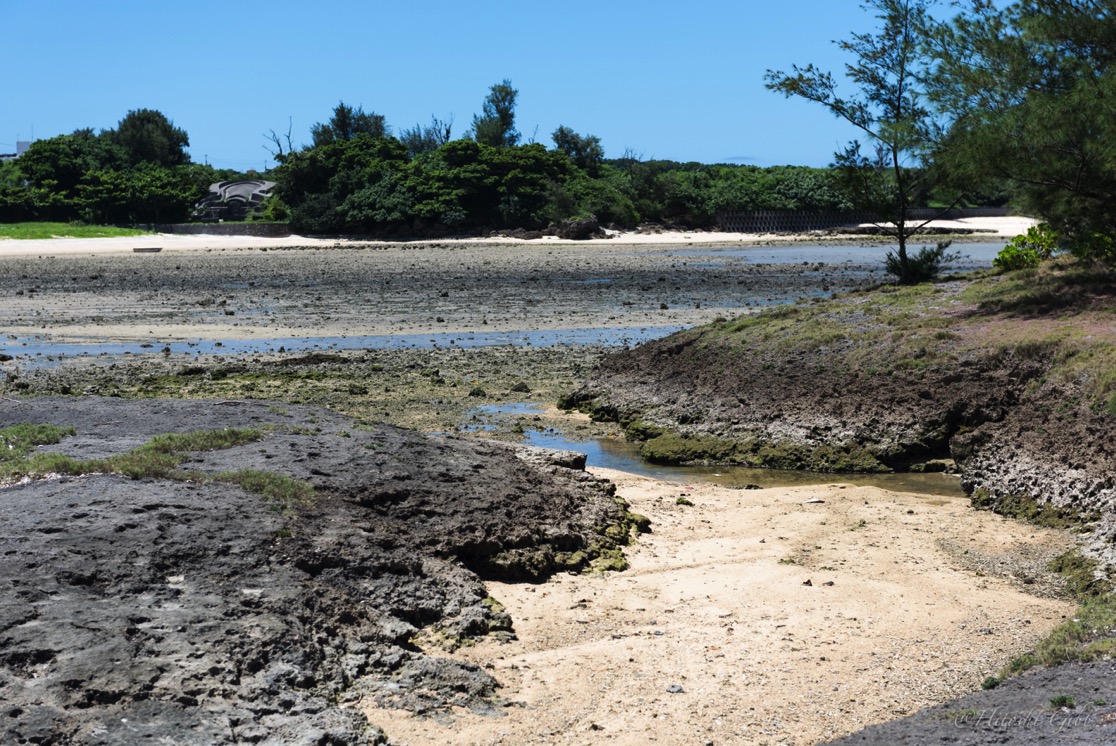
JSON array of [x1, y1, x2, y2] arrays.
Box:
[[0, 397, 636, 744]]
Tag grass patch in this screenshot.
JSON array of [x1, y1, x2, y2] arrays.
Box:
[[999, 552, 1116, 678], [1003, 596, 1116, 675], [0, 222, 150, 240], [214, 470, 315, 514], [1049, 695, 1076, 710], [0, 423, 76, 468], [3, 425, 315, 511]]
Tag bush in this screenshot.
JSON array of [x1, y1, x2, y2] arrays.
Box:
[[994, 223, 1059, 271], [885, 240, 960, 284]]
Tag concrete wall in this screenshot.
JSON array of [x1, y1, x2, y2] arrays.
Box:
[[151, 223, 293, 238], [717, 207, 1011, 233]]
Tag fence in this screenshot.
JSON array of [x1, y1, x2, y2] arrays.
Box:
[[716, 207, 1010, 234], [149, 223, 293, 238]]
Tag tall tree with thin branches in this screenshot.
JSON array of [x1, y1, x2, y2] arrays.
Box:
[[766, 0, 957, 283]]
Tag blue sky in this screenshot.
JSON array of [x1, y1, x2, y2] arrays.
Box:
[[4, 1, 890, 171]]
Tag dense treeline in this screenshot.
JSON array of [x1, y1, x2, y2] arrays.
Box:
[[272, 126, 870, 235], [0, 109, 251, 224], [269, 84, 946, 235], [0, 99, 885, 233]]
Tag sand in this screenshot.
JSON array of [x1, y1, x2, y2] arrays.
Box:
[[362, 469, 1075, 745], [0, 216, 1037, 258]]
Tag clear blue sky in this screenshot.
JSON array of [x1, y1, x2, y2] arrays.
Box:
[[3, 0, 893, 171]]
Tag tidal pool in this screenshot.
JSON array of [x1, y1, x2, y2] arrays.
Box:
[[472, 403, 967, 497]]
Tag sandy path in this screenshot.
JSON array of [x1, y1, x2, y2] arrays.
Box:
[[363, 469, 1075, 745]]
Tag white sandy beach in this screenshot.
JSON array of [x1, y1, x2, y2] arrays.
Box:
[[0, 216, 1039, 257]]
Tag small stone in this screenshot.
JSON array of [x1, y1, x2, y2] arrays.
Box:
[[667, 684, 684, 694], [802, 579, 813, 586]]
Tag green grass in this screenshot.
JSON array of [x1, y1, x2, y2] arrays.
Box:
[[0, 424, 77, 468], [2, 425, 315, 512], [0, 222, 150, 240], [214, 470, 315, 513], [997, 550, 1116, 678]]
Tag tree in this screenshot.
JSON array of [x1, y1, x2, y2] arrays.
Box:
[[77, 163, 199, 224], [275, 134, 410, 233], [310, 102, 389, 148], [399, 115, 453, 158], [14, 129, 126, 220], [470, 79, 520, 148], [929, 0, 1116, 260], [765, 0, 958, 284], [552, 125, 604, 175], [110, 109, 191, 167]]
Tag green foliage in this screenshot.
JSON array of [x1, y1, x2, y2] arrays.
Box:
[[404, 140, 574, 230], [78, 163, 203, 224], [931, 1, 1116, 261], [995, 224, 1060, 271], [110, 109, 190, 168], [276, 134, 410, 233], [470, 79, 520, 148], [311, 101, 389, 147], [399, 115, 453, 157], [552, 125, 605, 176], [5, 111, 199, 224], [766, 0, 959, 283], [261, 195, 290, 222], [884, 239, 959, 283]]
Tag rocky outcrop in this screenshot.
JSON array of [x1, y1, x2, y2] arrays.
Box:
[[551, 215, 602, 240], [0, 397, 636, 744], [565, 305, 1116, 564]]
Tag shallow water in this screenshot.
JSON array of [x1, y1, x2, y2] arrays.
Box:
[[475, 403, 967, 497], [661, 241, 1006, 268], [1, 326, 686, 365]]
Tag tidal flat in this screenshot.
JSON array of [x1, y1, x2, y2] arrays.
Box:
[[3, 236, 1086, 746]]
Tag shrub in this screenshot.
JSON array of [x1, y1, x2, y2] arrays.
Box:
[[994, 224, 1059, 271], [885, 240, 960, 284]]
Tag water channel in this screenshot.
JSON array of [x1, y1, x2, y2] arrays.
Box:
[[468, 403, 968, 497]]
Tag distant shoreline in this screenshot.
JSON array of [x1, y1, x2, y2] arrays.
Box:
[[0, 216, 1038, 257]]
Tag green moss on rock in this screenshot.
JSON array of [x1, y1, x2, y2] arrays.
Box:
[[637, 428, 888, 473]]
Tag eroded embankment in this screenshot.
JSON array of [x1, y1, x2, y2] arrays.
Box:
[[565, 261, 1116, 566], [0, 397, 640, 745]]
